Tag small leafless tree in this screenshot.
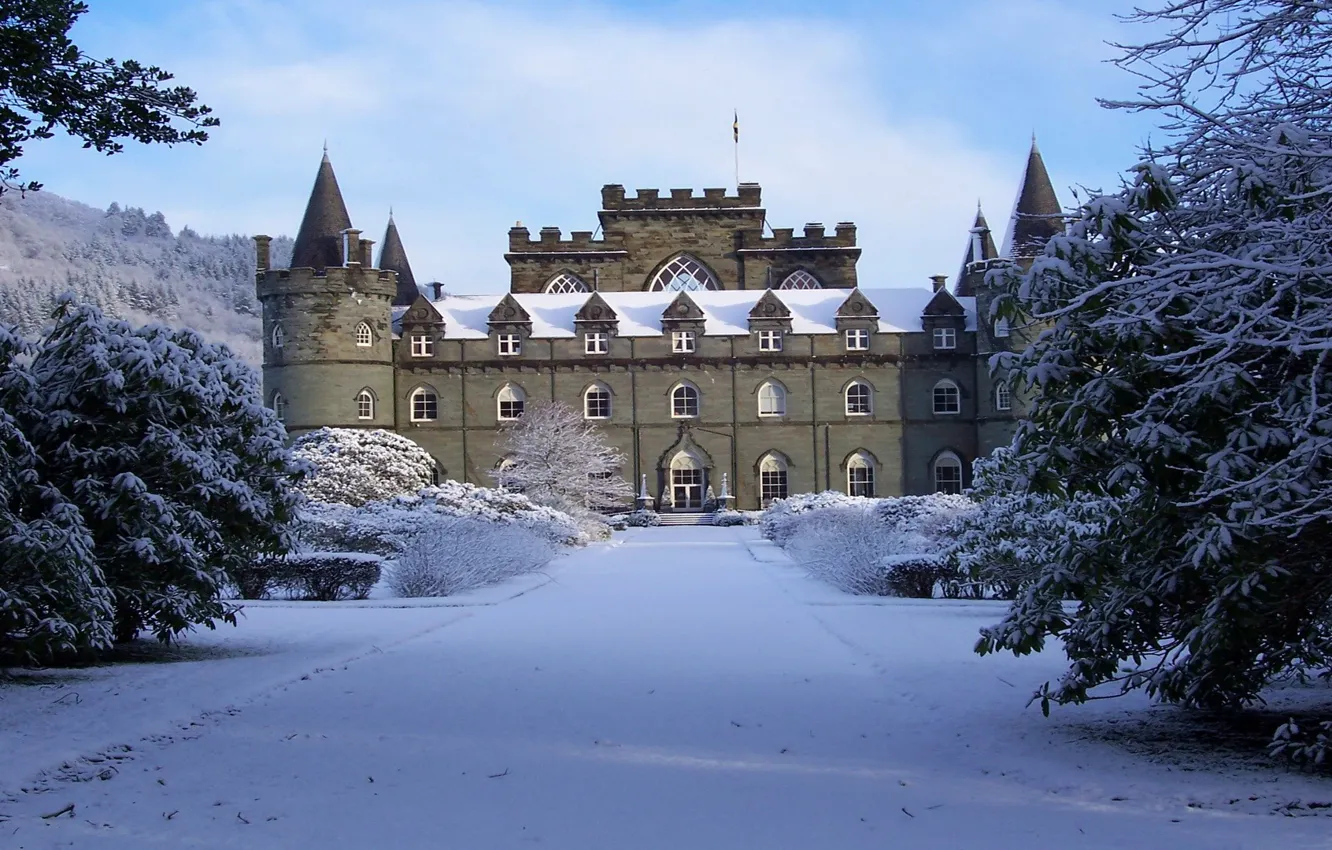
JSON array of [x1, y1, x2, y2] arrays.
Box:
[[492, 401, 633, 515]]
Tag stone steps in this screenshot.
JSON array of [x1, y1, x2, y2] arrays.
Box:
[[656, 512, 715, 527]]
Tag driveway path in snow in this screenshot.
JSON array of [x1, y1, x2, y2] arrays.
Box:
[[3, 528, 1329, 849]]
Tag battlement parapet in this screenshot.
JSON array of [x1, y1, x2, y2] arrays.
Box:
[[738, 221, 858, 252], [599, 182, 763, 212], [506, 225, 628, 255], [256, 265, 398, 300]]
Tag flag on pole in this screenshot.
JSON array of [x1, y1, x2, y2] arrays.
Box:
[[733, 110, 739, 143]]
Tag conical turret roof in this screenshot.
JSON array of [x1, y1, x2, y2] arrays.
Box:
[[1001, 137, 1063, 260], [955, 205, 999, 297], [290, 151, 353, 270], [378, 213, 420, 306]]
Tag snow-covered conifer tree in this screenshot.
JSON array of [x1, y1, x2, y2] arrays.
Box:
[[292, 427, 435, 507], [977, 2, 1332, 740], [492, 401, 632, 515]]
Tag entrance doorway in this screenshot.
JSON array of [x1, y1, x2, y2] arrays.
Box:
[[669, 451, 705, 510]]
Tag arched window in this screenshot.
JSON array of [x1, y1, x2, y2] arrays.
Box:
[[271, 391, 287, 422], [671, 383, 700, 418], [777, 269, 821, 290], [845, 380, 872, 416], [934, 451, 963, 494], [271, 323, 285, 349], [497, 384, 526, 421], [847, 451, 875, 497], [356, 389, 375, 420], [544, 272, 590, 294], [584, 383, 611, 419], [648, 255, 719, 292], [410, 387, 438, 422], [995, 382, 1012, 411], [759, 453, 789, 504], [757, 381, 786, 417], [933, 379, 961, 415], [355, 322, 373, 347]]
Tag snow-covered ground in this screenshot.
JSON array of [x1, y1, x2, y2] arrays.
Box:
[[1, 528, 1328, 849]]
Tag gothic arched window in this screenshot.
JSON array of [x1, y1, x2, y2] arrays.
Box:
[[271, 323, 285, 349], [759, 453, 789, 504], [934, 451, 963, 494], [497, 384, 526, 421], [757, 381, 786, 417], [410, 387, 438, 422], [648, 255, 719, 292], [671, 382, 700, 418], [995, 382, 1012, 411], [544, 272, 590, 294], [584, 383, 611, 420], [845, 380, 872, 416], [847, 451, 876, 497], [356, 389, 375, 420], [355, 322, 373, 347], [777, 269, 821, 289], [271, 391, 287, 422]]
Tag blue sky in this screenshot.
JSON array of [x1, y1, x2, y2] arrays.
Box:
[[16, 0, 1160, 294]]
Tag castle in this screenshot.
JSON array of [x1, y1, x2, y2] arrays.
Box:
[[254, 143, 1062, 510]]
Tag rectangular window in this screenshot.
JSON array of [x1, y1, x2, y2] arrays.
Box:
[[760, 469, 788, 504], [410, 334, 433, 357], [933, 327, 956, 350], [845, 329, 869, 351], [758, 330, 783, 352], [498, 333, 522, 356], [672, 331, 696, 353], [498, 398, 524, 420], [848, 467, 875, 498], [585, 332, 609, 355]]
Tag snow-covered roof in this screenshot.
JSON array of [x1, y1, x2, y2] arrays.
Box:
[[420, 289, 974, 339]]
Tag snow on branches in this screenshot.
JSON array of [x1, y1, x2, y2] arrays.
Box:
[[292, 427, 435, 507], [0, 298, 305, 658], [492, 401, 632, 517]]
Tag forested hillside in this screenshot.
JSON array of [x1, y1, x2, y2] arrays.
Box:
[[0, 191, 290, 365]]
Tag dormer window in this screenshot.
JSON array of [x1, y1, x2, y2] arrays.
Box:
[[845, 329, 869, 351], [585, 332, 609, 355], [411, 334, 433, 357], [672, 331, 696, 353], [758, 330, 783, 352], [498, 334, 522, 356], [933, 327, 956, 350]]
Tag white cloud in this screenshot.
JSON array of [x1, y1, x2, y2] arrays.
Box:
[[50, 0, 1135, 293]]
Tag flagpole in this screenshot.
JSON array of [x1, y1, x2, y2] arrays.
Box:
[[733, 109, 740, 188]]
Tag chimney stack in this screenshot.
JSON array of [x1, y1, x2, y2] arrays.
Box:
[[930, 275, 947, 292], [253, 235, 272, 272], [428, 282, 443, 299], [341, 229, 362, 265]]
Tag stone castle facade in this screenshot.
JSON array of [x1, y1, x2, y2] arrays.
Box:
[[255, 144, 1062, 510]]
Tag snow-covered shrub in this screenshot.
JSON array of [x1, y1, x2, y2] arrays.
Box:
[[760, 491, 864, 546], [619, 510, 661, 528], [712, 510, 760, 527], [2, 300, 303, 646], [785, 504, 897, 595], [291, 428, 434, 507], [280, 553, 381, 601], [385, 517, 555, 597], [882, 555, 958, 599], [875, 494, 974, 544], [1270, 719, 1332, 769]]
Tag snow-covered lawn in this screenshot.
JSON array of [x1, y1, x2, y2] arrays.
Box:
[[1, 528, 1328, 849]]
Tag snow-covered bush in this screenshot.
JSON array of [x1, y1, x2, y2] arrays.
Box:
[[617, 510, 661, 528], [1270, 718, 1332, 769], [760, 491, 864, 546], [291, 428, 434, 507], [712, 510, 760, 527], [0, 300, 303, 650], [280, 553, 381, 601], [385, 517, 555, 597], [785, 504, 893, 595]]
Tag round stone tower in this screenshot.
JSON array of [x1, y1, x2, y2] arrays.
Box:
[[254, 152, 398, 435]]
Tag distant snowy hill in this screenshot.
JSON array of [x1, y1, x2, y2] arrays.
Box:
[[0, 191, 291, 366]]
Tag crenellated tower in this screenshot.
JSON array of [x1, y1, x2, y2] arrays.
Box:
[[254, 152, 399, 435]]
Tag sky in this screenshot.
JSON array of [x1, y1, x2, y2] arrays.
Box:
[[16, 0, 1162, 295]]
